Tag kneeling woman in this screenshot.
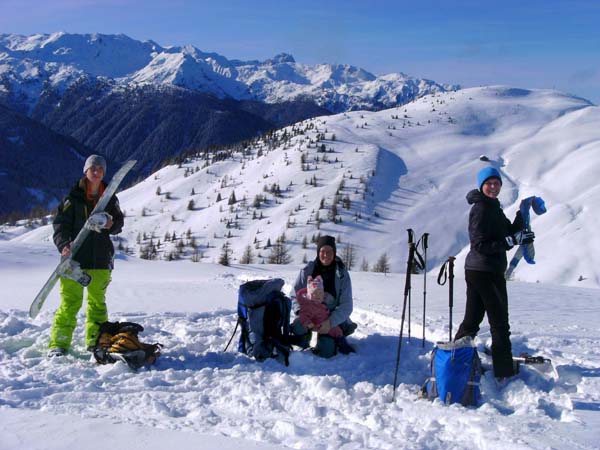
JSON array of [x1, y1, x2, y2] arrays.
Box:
[[292, 235, 357, 357]]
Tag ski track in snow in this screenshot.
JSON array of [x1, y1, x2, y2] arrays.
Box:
[[1, 301, 599, 449]]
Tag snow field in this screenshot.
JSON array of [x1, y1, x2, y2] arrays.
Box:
[[0, 307, 592, 449], [1, 248, 599, 449]]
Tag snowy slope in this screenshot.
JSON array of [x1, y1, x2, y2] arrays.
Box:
[[0, 242, 599, 449], [11, 85, 598, 288], [1, 85, 600, 450], [0, 32, 455, 112]]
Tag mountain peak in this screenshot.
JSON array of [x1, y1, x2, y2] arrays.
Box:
[[266, 53, 295, 64], [0, 32, 458, 114]]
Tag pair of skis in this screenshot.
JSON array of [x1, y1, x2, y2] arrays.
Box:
[[483, 347, 558, 380], [29, 160, 136, 319], [505, 196, 547, 279]]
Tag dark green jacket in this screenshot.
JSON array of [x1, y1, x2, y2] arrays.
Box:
[[53, 178, 124, 270]]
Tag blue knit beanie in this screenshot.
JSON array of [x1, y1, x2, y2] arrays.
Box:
[[477, 167, 502, 191]]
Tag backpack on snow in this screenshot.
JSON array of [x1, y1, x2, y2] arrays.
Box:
[[92, 321, 163, 370], [422, 336, 482, 406], [225, 278, 292, 366]]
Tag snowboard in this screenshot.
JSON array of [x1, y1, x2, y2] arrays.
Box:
[[29, 160, 136, 319]]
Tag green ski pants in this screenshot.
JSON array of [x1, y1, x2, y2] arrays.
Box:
[[49, 269, 111, 350]]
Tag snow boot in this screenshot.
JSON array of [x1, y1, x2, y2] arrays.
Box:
[[313, 335, 336, 358], [47, 347, 66, 358], [289, 333, 311, 349], [495, 375, 518, 388], [335, 336, 356, 354], [340, 320, 358, 336]]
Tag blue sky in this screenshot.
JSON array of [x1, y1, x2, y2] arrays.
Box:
[[2, 0, 599, 103]]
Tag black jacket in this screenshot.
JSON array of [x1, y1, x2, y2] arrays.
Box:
[[464, 189, 523, 273], [53, 178, 124, 270]]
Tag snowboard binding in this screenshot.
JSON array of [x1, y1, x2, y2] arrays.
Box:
[[58, 258, 92, 287]]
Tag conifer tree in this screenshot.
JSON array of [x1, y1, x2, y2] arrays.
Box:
[[341, 243, 356, 271], [361, 257, 369, 272], [373, 253, 391, 274], [219, 242, 232, 266], [240, 245, 255, 264], [268, 241, 292, 264], [228, 191, 237, 205]]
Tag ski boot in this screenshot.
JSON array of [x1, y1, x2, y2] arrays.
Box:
[[47, 347, 66, 358]]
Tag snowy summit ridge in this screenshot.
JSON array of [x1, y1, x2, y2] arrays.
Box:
[[0, 32, 457, 112]]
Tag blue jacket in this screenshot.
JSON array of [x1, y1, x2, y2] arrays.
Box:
[[293, 257, 353, 327]]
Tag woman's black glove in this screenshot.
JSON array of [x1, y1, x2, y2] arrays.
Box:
[[505, 230, 535, 249]]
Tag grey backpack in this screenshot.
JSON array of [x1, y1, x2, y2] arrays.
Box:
[[232, 278, 292, 365]]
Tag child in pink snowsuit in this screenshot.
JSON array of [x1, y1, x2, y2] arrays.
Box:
[[296, 275, 343, 338]]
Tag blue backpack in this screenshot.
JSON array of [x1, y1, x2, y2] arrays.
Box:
[[232, 278, 292, 365], [423, 337, 482, 406]]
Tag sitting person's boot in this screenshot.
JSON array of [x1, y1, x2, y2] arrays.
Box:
[[339, 320, 358, 336], [289, 333, 311, 349], [313, 335, 336, 358], [334, 336, 356, 355], [290, 319, 312, 349]]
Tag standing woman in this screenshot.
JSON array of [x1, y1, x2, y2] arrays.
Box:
[[48, 155, 124, 357], [455, 167, 534, 380], [292, 235, 357, 357]]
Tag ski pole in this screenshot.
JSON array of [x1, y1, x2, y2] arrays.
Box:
[[392, 232, 416, 402], [407, 229, 414, 340], [437, 256, 456, 343], [421, 233, 429, 348], [448, 256, 455, 342]]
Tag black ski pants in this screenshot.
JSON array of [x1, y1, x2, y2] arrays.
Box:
[[455, 269, 515, 378]]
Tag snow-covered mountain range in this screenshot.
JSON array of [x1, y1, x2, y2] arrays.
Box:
[[8, 85, 599, 288], [0, 32, 457, 113]]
